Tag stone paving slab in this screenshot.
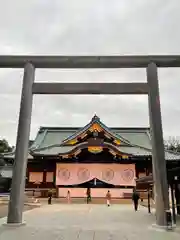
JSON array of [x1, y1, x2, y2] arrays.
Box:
[[0, 204, 179, 239]]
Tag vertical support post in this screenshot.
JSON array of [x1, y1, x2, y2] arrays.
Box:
[[147, 187, 151, 213], [147, 62, 169, 227], [170, 182, 176, 224], [175, 181, 180, 215], [7, 63, 35, 224]]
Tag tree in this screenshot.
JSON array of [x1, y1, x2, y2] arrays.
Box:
[[0, 139, 13, 192], [164, 137, 180, 152], [0, 139, 12, 153], [0, 158, 5, 166]]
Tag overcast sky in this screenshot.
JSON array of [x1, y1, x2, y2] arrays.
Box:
[[0, 0, 180, 145]]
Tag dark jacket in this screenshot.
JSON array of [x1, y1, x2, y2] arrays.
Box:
[[48, 191, 53, 198], [132, 192, 140, 202], [86, 188, 91, 197]]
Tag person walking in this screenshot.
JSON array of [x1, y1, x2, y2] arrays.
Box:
[[132, 188, 140, 211], [106, 190, 111, 207]]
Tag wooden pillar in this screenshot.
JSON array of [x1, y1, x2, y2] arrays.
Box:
[[145, 158, 150, 176], [43, 171, 46, 185], [54, 163, 58, 197], [170, 182, 176, 224], [147, 187, 151, 213], [175, 181, 180, 215]]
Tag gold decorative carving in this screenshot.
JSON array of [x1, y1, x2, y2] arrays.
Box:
[[114, 139, 121, 145], [88, 146, 103, 154], [67, 139, 78, 145], [122, 155, 129, 159], [89, 123, 102, 132]]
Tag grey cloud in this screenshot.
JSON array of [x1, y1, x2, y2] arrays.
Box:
[[0, 0, 180, 144]]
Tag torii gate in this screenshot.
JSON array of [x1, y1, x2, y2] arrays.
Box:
[[1, 55, 179, 227]]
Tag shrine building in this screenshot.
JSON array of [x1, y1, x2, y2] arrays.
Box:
[[3, 115, 180, 199]]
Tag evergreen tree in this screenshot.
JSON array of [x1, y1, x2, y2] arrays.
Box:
[[0, 139, 12, 153]]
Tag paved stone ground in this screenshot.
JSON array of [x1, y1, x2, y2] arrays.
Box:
[[0, 204, 38, 219], [0, 204, 179, 239]]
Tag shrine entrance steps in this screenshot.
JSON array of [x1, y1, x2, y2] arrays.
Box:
[[38, 198, 132, 204]]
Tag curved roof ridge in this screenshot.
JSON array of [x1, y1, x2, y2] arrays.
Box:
[[37, 129, 48, 149], [144, 129, 180, 156], [30, 128, 48, 150], [29, 129, 41, 150], [163, 148, 180, 156], [127, 142, 153, 152], [63, 142, 133, 156], [98, 121, 130, 144], [31, 141, 89, 152], [31, 141, 133, 156], [61, 120, 93, 143], [61, 115, 131, 145]]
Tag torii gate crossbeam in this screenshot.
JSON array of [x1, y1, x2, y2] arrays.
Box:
[[1, 55, 172, 228]]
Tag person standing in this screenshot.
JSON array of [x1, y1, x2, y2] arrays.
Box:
[[132, 188, 140, 211], [106, 190, 111, 207], [86, 187, 91, 204], [48, 189, 53, 205], [66, 190, 71, 204]]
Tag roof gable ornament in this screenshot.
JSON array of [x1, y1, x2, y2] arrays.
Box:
[[61, 115, 131, 146], [89, 123, 102, 132], [91, 114, 100, 122]]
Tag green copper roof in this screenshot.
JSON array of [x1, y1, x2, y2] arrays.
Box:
[[114, 130, 151, 149], [31, 127, 151, 150], [3, 116, 180, 161], [31, 144, 180, 161], [30, 130, 72, 150], [32, 145, 74, 155], [117, 146, 151, 156]]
